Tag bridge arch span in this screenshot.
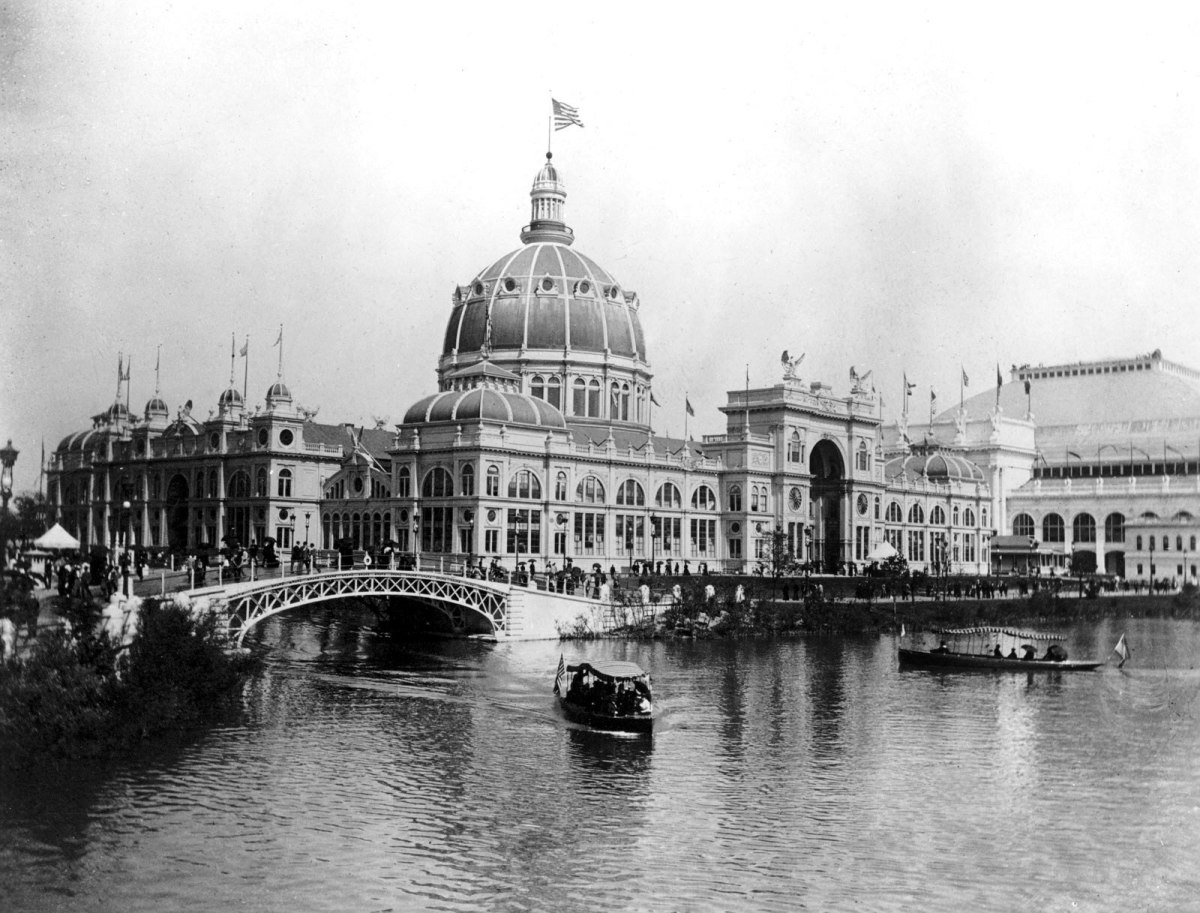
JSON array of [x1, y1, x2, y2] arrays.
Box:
[[211, 571, 513, 645]]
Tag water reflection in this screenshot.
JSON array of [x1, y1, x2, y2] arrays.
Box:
[[5, 610, 1200, 911]]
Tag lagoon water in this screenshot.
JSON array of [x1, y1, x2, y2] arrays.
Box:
[[3, 609, 1199, 912]]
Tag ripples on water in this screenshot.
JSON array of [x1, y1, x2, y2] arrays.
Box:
[[3, 609, 1200, 912]]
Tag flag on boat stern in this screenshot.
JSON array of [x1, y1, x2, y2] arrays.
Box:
[[1113, 633, 1131, 668], [554, 653, 566, 694]]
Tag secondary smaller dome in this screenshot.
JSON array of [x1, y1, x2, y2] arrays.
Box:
[[218, 387, 244, 407], [144, 396, 169, 417], [886, 447, 986, 485], [403, 389, 567, 428], [267, 381, 292, 402]]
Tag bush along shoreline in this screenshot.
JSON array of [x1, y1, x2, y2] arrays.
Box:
[[0, 591, 259, 769], [580, 576, 1200, 640]]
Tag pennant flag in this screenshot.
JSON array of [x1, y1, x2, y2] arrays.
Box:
[[900, 623, 906, 638], [650, 391, 661, 407], [685, 397, 695, 417], [240, 338, 249, 357], [274, 326, 283, 347], [553, 653, 566, 695], [1113, 633, 1130, 668], [1024, 379, 1031, 395], [961, 367, 969, 387], [904, 372, 916, 395], [996, 364, 1003, 388], [552, 99, 583, 130]]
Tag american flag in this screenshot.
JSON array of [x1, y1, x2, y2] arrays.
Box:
[[553, 653, 566, 695], [552, 99, 583, 131]]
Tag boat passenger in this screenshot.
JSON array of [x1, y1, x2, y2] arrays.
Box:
[[1021, 645, 1037, 661], [993, 644, 1003, 658], [1007, 648, 1019, 659], [934, 641, 950, 654]]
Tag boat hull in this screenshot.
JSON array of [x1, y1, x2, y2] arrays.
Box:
[[558, 697, 653, 733], [899, 648, 1103, 672]]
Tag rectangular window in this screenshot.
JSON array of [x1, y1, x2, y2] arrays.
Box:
[[506, 508, 541, 555], [421, 506, 454, 553], [651, 516, 681, 555], [459, 528, 473, 554], [484, 529, 499, 553], [729, 538, 742, 559], [276, 526, 293, 548], [574, 512, 605, 555], [691, 518, 715, 556], [615, 514, 644, 555], [553, 530, 567, 556]]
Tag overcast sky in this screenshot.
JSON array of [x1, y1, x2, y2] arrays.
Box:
[[4, 3, 1200, 495]]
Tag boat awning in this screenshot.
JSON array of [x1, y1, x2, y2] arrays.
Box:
[[566, 661, 649, 681], [936, 626, 1063, 641]]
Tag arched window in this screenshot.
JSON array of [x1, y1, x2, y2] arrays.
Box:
[[555, 471, 568, 501], [692, 485, 716, 510], [460, 464, 475, 497], [728, 485, 742, 512], [508, 469, 541, 499], [908, 503, 924, 524], [572, 378, 587, 415], [1042, 513, 1065, 543], [616, 479, 645, 507], [576, 476, 605, 504], [788, 431, 802, 463], [655, 482, 681, 508], [964, 507, 975, 526], [531, 375, 546, 401], [422, 467, 454, 498], [227, 471, 251, 499], [277, 468, 292, 498], [1012, 514, 1035, 538], [397, 465, 411, 498], [611, 382, 630, 421], [256, 468, 268, 497], [1073, 513, 1096, 543], [856, 441, 869, 471], [208, 470, 218, 499], [483, 465, 498, 497], [547, 375, 561, 409], [1135, 535, 1143, 551], [1177, 536, 1184, 551], [886, 501, 903, 523], [952, 505, 960, 526], [750, 487, 760, 512], [1192, 536, 1197, 551], [588, 378, 601, 416], [930, 505, 945, 525]]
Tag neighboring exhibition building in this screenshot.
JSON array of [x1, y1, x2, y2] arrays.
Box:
[[895, 349, 1200, 583], [51, 156, 1200, 584]]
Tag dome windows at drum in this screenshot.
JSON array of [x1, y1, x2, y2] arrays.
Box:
[[539, 276, 556, 294], [473, 281, 485, 296], [573, 280, 592, 296], [503, 277, 518, 293]]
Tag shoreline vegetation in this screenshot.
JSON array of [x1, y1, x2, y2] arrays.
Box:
[[0, 585, 258, 769], [563, 575, 1200, 640]]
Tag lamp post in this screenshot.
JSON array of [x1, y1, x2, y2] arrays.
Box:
[[650, 513, 659, 576]]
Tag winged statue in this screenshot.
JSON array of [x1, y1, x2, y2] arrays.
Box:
[[781, 350, 805, 379]]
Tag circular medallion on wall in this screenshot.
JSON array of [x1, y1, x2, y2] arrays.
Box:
[[257, 428, 268, 447], [279, 508, 290, 521], [399, 509, 408, 524], [210, 432, 220, 450], [857, 493, 869, 516], [279, 428, 294, 447], [731, 521, 741, 534], [789, 487, 802, 511], [353, 476, 364, 493], [487, 509, 498, 523]]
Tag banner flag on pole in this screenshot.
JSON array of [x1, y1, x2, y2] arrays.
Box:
[[1113, 633, 1130, 668], [553, 653, 566, 695], [685, 397, 695, 417]]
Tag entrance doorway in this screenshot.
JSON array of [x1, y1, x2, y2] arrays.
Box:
[[166, 474, 190, 550], [809, 440, 845, 573]]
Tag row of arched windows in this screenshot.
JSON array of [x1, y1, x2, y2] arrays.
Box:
[[1012, 512, 1125, 543], [402, 464, 718, 510], [885, 502, 980, 527], [727, 484, 770, 512], [529, 374, 648, 422]]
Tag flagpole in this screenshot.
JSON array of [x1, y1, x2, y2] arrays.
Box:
[[125, 355, 131, 415], [684, 391, 689, 442], [242, 335, 250, 404]]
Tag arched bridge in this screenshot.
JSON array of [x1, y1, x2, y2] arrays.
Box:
[[193, 570, 522, 646]]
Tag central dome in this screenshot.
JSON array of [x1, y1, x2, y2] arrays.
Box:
[[441, 243, 646, 360]]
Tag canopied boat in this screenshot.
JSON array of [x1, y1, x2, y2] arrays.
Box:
[[899, 626, 1110, 671], [554, 658, 653, 733]]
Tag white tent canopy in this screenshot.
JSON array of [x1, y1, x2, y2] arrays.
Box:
[[865, 541, 898, 562], [33, 523, 80, 551]]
